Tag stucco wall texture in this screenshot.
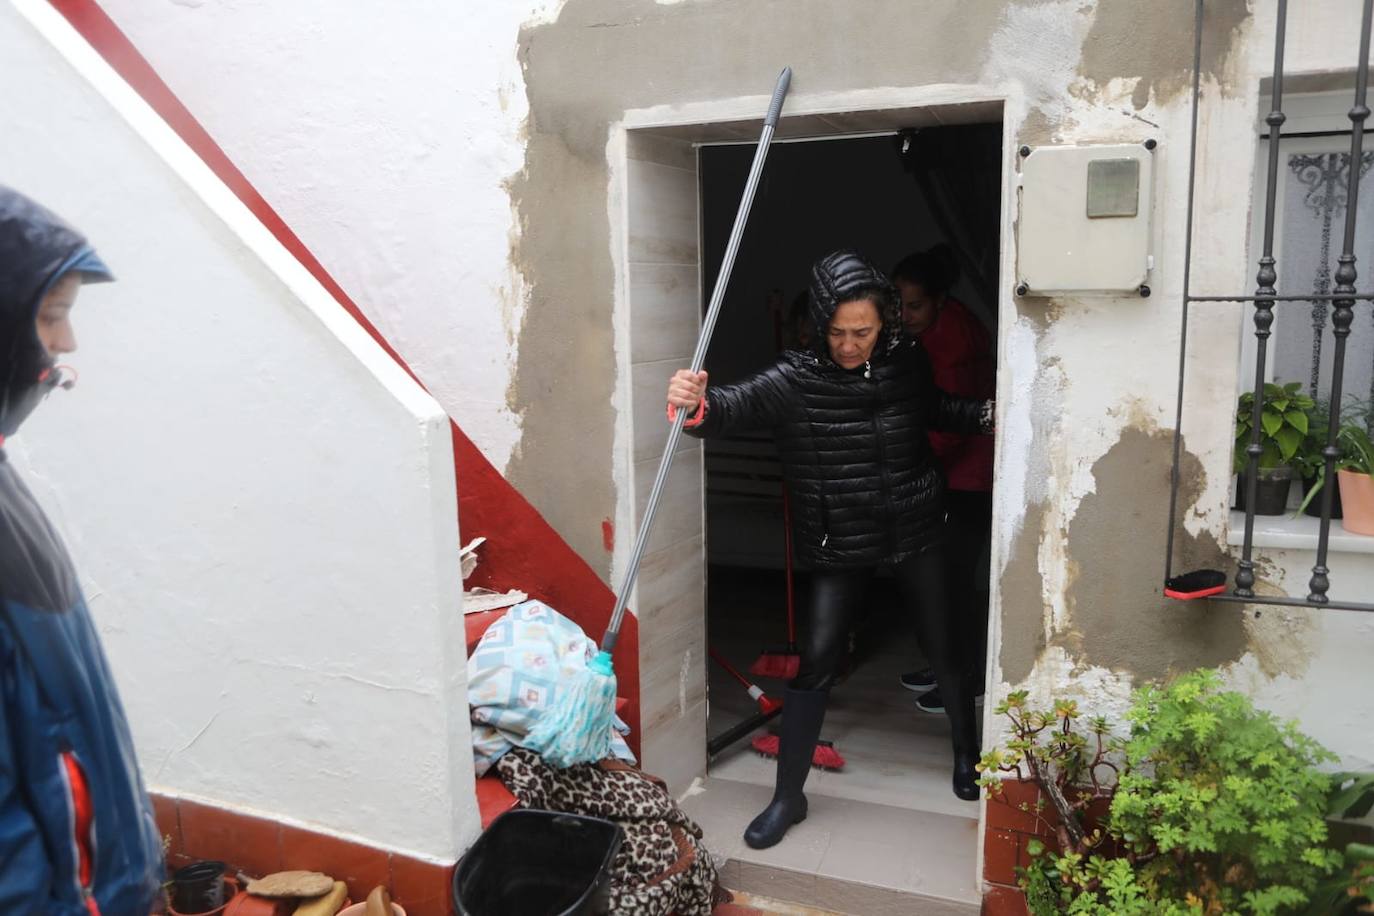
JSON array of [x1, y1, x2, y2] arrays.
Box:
[[97, 0, 1371, 770]]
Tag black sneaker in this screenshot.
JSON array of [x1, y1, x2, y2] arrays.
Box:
[[915, 688, 986, 715], [899, 668, 938, 693]]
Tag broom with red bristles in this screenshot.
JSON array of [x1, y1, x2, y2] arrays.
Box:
[[748, 485, 801, 680], [710, 649, 844, 770], [750, 731, 845, 771]]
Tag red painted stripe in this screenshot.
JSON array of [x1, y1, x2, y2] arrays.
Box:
[[45, 0, 640, 755]]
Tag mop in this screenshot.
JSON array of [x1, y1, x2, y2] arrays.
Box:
[[710, 648, 845, 770], [524, 67, 793, 768], [748, 485, 801, 680]]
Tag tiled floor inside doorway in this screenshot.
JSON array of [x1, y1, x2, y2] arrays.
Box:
[[683, 566, 983, 914]]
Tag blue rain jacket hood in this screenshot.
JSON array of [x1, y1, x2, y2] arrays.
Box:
[[0, 186, 163, 913], [0, 186, 111, 439]]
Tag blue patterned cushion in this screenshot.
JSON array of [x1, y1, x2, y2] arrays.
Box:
[[468, 600, 635, 775]]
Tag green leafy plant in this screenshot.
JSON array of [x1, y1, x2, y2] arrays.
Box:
[[1339, 423, 1374, 476], [980, 670, 1344, 915], [1235, 382, 1316, 474], [1292, 396, 1335, 484], [977, 692, 1119, 858], [1303, 772, 1374, 915], [1297, 422, 1374, 514]]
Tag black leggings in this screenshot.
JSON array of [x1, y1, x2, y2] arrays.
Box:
[[793, 545, 978, 755], [946, 490, 992, 689]]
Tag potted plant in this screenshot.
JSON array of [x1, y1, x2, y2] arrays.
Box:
[[1294, 397, 1343, 519], [980, 670, 1346, 915], [1336, 422, 1374, 535], [1235, 381, 1314, 515]]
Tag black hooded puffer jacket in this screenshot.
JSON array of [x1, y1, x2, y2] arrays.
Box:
[[687, 250, 992, 569]]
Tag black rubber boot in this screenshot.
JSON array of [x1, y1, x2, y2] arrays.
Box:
[[953, 753, 979, 801], [744, 688, 829, 849], [944, 677, 981, 801]]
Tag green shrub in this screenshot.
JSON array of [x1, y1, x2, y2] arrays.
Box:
[[981, 670, 1344, 915]]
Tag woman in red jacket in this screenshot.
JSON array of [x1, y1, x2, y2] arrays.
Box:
[[892, 245, 995, 714]]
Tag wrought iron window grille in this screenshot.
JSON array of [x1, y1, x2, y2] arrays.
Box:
[[1165, 0, 1374, 613]]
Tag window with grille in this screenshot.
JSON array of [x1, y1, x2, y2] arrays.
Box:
[[1246, 121, 1374, 425], [1166, 0, 1374, 613]]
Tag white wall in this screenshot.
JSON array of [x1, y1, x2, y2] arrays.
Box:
[[92, 0, 567, 475], [1229, 543, 1374, 769], [2, 1, 474, 859]]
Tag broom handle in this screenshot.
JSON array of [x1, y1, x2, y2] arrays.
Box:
[[601, 66, 792, 655], [708, 647, 755, 690]]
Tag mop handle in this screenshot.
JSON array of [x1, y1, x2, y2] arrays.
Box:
[[601, 66, 792, 655]]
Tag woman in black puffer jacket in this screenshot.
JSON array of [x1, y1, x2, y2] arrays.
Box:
[[667, 249, 992, 849]]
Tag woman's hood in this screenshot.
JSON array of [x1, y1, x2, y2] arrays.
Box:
[[0, 186, 111, 439], [807, 248, 903, 364]]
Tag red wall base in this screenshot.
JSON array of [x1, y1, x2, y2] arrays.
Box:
[[154, 792, 455, 916], [981, 779, 1114, 916]]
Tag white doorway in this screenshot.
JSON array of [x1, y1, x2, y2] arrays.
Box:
[[620, 96, 1006, 911]]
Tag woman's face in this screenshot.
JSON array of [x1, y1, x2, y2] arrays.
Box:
[[36, 273, 80, 358], [826, 298, 882, 369], [897, 280, 941, 337]]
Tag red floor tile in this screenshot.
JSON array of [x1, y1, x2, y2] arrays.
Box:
[[981, 883, 1030, 916], [278, 825, 391, 902], [475, 775, 518, 828], [390, 855, 454, 916], [150, 793, 182, 857], [983, 828, 1021, 887], [178, 799, 282, 879]]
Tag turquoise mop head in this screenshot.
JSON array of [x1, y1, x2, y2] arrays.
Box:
[[523, 650, 617, 767]]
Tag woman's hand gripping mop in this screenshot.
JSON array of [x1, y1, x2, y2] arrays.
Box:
[[523, 68, 793, 767]]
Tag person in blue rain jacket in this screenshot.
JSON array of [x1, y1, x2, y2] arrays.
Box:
[[0, 186, 163, 914]]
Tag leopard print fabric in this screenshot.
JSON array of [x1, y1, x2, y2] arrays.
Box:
[[494, 748, 727, 915]]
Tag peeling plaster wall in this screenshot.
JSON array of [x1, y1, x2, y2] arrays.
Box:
[[85, 0, 1372, 775], [988, 0, 1374, 771], [3, 2, 472, 858]]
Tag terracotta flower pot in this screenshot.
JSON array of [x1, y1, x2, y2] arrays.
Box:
[[1338, 469, 1374, 535]]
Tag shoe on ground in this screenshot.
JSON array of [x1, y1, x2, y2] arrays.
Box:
[[915, 688, 986, 715], [743, 795, 808, 849], [898, 668, 937, 693], [953, 754, 980, 801]]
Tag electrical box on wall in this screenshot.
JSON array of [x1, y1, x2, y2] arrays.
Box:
[[1016, 142, 1156, 296]]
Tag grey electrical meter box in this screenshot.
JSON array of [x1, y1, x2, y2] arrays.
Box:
[[1017, 143, 1155, 294]]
